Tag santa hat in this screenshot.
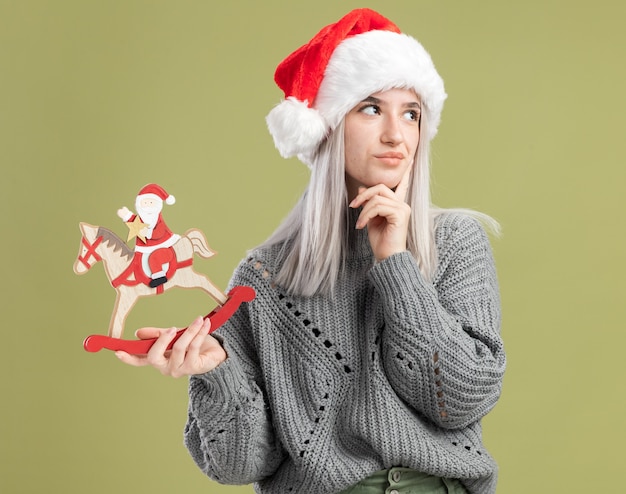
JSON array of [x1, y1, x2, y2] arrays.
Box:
[[136, 183, 176, 206], [266, 8, 447, 163]]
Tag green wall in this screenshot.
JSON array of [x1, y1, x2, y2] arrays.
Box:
[[2, 1, 624, 492]]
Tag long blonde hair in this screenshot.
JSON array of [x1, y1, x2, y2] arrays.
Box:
[[259, 111, 498, 297]]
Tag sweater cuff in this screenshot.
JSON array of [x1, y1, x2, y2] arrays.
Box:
[[190, 352, 257, 405], [368, 251, 446, 332], [369, 251, 433, 300]]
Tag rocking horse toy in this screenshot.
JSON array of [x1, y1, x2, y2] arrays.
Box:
[[73, 183, 255, 355]]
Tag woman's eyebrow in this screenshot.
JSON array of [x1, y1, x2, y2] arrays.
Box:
[[360, 96, 381, 105], [360, 96, 421, 109]]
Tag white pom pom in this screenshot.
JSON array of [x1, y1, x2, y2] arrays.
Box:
[[166, 195, 175, 205], [266, 97, 327, 159]]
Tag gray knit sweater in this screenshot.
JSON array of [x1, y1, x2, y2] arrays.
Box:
[[184, 212, 505, 494]]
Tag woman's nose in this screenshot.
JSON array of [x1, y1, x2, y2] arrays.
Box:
[[381, 116, 402, 145]]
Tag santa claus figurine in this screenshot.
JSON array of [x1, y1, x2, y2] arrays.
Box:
[[117, 183, 181, 288]]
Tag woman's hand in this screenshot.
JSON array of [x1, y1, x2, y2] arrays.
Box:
[[115, 316, 227, 378], [349, 165, 412, 261]]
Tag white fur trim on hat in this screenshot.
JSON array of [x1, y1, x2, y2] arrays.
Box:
[[316, 30, 447, 143], [266, 97, 328, 159], [136, 193, 176, 206]]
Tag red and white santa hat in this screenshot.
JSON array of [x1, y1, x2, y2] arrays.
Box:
[[136, 183, 176, 206], [266, 8, 447, 163]]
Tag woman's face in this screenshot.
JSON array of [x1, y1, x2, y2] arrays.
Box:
[[344, 88, 421, 200]]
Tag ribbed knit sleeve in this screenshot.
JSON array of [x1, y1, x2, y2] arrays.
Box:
[[368, 213, 505, 430], [184, 281, 286, 484]]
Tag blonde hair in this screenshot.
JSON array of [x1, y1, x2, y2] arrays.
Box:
[[260, 111, 498, 297]]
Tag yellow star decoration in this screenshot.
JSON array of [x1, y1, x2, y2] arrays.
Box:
[[126, 216, 149, 243]]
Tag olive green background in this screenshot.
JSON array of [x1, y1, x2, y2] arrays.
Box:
[[1, 1, 624, 492]]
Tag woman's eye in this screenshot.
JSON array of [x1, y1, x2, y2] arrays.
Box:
[[403, 110, 420, 122], [359, 105, 380, 115]]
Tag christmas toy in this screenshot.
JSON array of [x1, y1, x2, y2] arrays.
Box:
[[73, 183, 255, 354]]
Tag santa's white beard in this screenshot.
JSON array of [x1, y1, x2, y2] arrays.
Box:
[[136, 207, 160, 234]]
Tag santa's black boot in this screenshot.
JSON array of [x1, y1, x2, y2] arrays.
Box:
[[149, 276, 168, 288]]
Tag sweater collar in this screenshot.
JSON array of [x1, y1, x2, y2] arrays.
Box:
[[346, 207, 374, 261]]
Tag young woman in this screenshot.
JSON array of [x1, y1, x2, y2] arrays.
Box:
[[117, 8, 506, 494]]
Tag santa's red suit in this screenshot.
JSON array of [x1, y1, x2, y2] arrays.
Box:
[[129, 213, 180, 274], [121, 184, 181, 288]]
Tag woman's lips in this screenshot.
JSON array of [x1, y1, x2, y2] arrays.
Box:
[[375, 152, 404, 165]]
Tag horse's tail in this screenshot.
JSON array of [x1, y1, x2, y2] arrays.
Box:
[[185, 229, 216, 259]]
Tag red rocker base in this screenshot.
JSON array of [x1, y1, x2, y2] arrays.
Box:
[[83, 286, 255, 354]]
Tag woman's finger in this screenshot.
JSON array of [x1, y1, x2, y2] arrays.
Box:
[[135, 327, 164, 340], [394, 162, 413, 201], [168, 316, 205, 370], [145, 327, 178, 369], [187, 318, 213, 355], [356, 195, 408, 229], [350, 184, 395, 208], [115, 350, 149, 367]]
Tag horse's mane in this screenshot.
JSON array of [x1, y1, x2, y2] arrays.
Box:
[[97, 227, 133, 260]]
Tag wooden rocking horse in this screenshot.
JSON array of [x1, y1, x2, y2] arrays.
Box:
[[73, 222, 254, 354]]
